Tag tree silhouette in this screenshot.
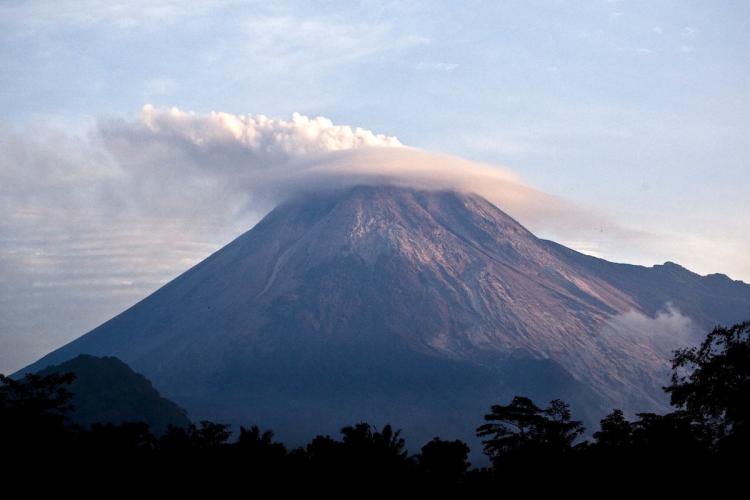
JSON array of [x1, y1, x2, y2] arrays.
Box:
[[666, 320, 750, 453], [0, 371, 76, 453], [303, 422, 413, 484], [477, 396, 583, 465], [340, 422, 409, 465], [0, 372, 75, 421], [84, 421, 156, 452], [191, 420, 232, 449], [157, 420, 231, 452], [418, 437, 470, 481], [630, 411, 711, 457], [476, 396, 541, 458], [236, 424, 288, 469], [592, 409, 633, 450], [543, 399, 585, 451]]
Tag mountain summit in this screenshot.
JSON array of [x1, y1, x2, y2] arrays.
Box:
[[20, 185, 750, 448]]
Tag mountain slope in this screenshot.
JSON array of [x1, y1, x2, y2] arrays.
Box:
[[19, 186, 750, 449]]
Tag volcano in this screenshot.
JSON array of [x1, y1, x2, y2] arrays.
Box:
[[20, 185, 750, 449]]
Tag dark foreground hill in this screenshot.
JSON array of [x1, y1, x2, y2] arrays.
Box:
[[37, 355, 189, 434], [18, 185, 750, 451]]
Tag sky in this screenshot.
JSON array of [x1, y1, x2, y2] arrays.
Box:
[[1, 0, 749, 373]]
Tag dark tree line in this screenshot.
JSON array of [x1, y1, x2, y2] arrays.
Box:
[[1, 320, 748, 489]]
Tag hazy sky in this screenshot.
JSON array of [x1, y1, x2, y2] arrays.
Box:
[[1, 0, 749, 373]]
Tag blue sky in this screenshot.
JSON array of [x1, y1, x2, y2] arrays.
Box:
[[1, 0, 749, 372]]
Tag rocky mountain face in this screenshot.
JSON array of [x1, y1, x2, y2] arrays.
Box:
[[19, 186, 750, 450]]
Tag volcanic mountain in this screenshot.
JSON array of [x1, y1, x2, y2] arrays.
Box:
[[20, 185, 750, 449]]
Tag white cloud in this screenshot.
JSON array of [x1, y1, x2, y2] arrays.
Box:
[[603, 304, 702, 358], [682, 27, 700, 37], [416, 61, 459, 72], [237, 14, 429, 76], [0, 0, 231, 34], [597, 304, 703, 411], [136, 105, 402, 155]]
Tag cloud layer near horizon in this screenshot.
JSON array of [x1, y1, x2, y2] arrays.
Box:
[[0, 106, 743, 373]]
